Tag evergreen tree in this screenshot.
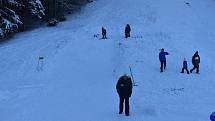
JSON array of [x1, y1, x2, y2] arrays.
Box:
[[0, 0, 45, 38]]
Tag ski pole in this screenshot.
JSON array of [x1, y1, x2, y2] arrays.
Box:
[[129, 65, 137, 86]]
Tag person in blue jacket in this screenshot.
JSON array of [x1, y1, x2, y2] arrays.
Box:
[[180, 58, 189, 74], [210, 112, 215, 121], [159, 48, 169, 72]]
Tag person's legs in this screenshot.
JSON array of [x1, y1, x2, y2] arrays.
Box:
[[104, 34, 107, 39], [196, 65, 199, 73], [125, 97, 130, 116], [160, 61, 163, 72], [164, 60, 166, 70], [185, 68, 189, 74], [119, 97, 124, 114], [128, 32, 130, 37], [181, 68, 184, 73], [190, 66, 196, 73]]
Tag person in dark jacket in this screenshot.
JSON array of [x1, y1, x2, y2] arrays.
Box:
[[159, 48, 169, 72], [180, 58, 189, 74], [125, 24, 131, 38], [210, 112, 215, 121], [102, 27, 107, 39], [190, 51, 200, 73], [116, 74, 132, 116]]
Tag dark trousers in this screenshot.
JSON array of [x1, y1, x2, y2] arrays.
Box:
[[119, 96, 129, 115], [181, 67, 189, 74], [160, 60, 166, 72], [190, 65, 199, 73], [125, 32, 130, 38], [102, 33, 107, 39]]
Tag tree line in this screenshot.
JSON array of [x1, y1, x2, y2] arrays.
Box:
[[0, 0, 89, 39]]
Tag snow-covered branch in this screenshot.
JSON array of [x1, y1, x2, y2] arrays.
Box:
[[0, 0, 45, 39]]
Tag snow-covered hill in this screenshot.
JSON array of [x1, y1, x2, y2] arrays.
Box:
[[0, 0, 215, 121]]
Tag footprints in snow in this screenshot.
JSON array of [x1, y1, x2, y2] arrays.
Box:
[[162, 87, 185, 95]]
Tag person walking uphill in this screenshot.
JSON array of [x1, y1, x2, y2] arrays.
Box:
[[159, 48, 169, 72], [180, 58, 189, 74], [116, 74, 132, 116], [125, 24, 131, 38], [190, 51, 200, 73]]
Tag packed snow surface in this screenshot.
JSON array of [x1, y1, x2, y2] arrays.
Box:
[[0, 0, 215, 121]]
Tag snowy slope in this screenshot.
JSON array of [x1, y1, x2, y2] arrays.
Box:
[[1, 0, 215, 121]]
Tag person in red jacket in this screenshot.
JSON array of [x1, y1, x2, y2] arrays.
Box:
[[116, 74, 132, 116]]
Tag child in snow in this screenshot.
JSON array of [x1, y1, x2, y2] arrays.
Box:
[[180, 58, 189, 74]]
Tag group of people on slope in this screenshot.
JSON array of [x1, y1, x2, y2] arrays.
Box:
[[102, 25, 200, 74], [101, 24, 201, 116], [116, 50, 201, 117], [101, 24, 131, 39], [159, 49, 200, 74]]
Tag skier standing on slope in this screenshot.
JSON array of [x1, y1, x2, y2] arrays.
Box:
[[125, 24, 131, 38], [190, 51, 200, 73], [159, 48, 169, 72], [102, 27, 107, 39], [116, 74, 132, 116], [210, 112, 215, 121], [180, 58, 189, 74]]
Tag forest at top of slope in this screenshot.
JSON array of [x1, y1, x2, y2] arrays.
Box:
[[0, 0, 91, 39]]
